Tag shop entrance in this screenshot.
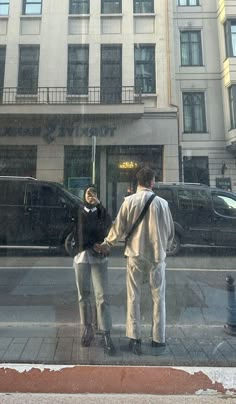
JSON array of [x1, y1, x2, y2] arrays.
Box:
[[107, 145, 163, 218]]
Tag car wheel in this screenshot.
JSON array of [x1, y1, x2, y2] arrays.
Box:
[[64, 231, 79, 257], [167, 234, 180, 256]]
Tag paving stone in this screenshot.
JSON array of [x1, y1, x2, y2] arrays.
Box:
[[20, 337, 44, 361], [37, 341, 57, 362], [3, 339, 28, 361]]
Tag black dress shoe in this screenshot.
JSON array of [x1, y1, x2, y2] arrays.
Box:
[[151, 340, 166, 348], [81, 325, 94, 347], [129, 338, 142, 355], [103, 332, 116, 356]]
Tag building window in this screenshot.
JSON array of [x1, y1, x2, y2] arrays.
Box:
[[101, 45, 122, 104], [69, 0, 89, 14], [101, 0, 121, 14], [180, 31, 202, 66], [0, 0, 9, 15], [183, 92, 206, 133], [225, 20, 236, 57], [134, 45, 155, 94], [229, 85, 236, 129], [67, 45, 89, 95], [178, 0, 199, 5], [133, 0, 154, 13], [17, 46, 40, 95], [183, 156, 209, 185], [23, 0, 42, 15], [0, 46, 6, 89]]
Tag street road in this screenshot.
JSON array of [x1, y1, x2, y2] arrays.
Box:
[[0, 245, 235, 327]]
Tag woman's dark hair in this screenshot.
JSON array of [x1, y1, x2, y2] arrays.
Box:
[[136, 167, 155, 187]]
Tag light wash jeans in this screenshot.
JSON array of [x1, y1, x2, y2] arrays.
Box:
[[126, 256, 166, 343], [74, 261, 112, 332]]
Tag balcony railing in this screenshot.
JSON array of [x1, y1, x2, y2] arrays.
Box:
[[0, 86, 143, 105]]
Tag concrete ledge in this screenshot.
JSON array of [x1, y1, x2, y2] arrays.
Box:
[[0, 365, 236, 395]]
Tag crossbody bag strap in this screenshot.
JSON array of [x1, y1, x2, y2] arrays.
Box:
[[125, 193, 156, 244]]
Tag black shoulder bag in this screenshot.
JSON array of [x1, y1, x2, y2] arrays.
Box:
[[124, 193, 156, 247]]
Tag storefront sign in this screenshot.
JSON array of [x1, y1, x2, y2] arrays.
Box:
[[0, 124, 116, 144]]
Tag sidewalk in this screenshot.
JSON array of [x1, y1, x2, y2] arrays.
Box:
[[0, 323, 236, 395], [0, 323, 235, 366], [0, 394, 236, 404]]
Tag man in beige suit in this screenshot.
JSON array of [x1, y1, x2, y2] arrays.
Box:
[[95, 167, 174, 355]]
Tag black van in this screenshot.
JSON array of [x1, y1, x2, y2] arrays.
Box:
[[0, 176, 83, 255], [153, 182, 236, 256]]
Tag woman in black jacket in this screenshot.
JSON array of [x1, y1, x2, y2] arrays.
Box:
[[73, 185, 116, 355]]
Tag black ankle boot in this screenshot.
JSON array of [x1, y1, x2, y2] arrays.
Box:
[[103, 332, 116, 356], [128, 338, 142, 355], [81, 325, 94, 347]]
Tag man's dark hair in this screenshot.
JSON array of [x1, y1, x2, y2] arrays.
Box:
[[136, 167, 155, 187]]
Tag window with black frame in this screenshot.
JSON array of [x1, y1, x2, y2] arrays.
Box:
[[67, 45, 89, 95], [134, 45, 155, 94], [17, 46, 40, 95], [180, 31, 202, 66], [133, 0, 154, 13], [101, 0, 121, 14], [101, 45, 122, 104], [229, 85, 236, 129], [23, 0, 42, 15], [225, 20, 236, 58], [69, 0, 90, 14], [178, 0, 199, 5], [183, 92, 206, 133], [0, 0, 9, 15], [0, 46, 6, 99]]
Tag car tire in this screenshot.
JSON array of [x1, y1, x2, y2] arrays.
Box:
[[167, 234, 180, 256], [64, 231, 79, 257]]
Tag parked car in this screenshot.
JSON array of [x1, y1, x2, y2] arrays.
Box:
[[153, 182, 236, 256], [0, 176, 83, 256]]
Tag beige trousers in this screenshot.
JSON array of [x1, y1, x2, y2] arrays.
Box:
[[126, 256, 166, 343]]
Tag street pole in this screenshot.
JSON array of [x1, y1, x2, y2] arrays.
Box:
[[91, 135, 96, 184]]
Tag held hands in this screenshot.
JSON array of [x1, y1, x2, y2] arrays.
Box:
[[93, 242, 110, 257]]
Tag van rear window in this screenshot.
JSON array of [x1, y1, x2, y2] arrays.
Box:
[[154, 189, 174, 205], [177, 189, 208, 210]]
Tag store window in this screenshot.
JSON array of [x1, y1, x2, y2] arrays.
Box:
[[0, 0, 9, 15], [17, 46, 40, 95], [64, 146, 101, 198], [0, 146, 37, 177], [67, 45, 89, 95], [183, 92, 206, 133], [23, 0, 42, 15], [133, 0, 154, 13], [69, 0, 90, 14], [134, 45, 155, 93], [183, 156, 209, 185], [101, 0, 121, 14], [225, 20, 236, 57], [180, 31, 203, 66]]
